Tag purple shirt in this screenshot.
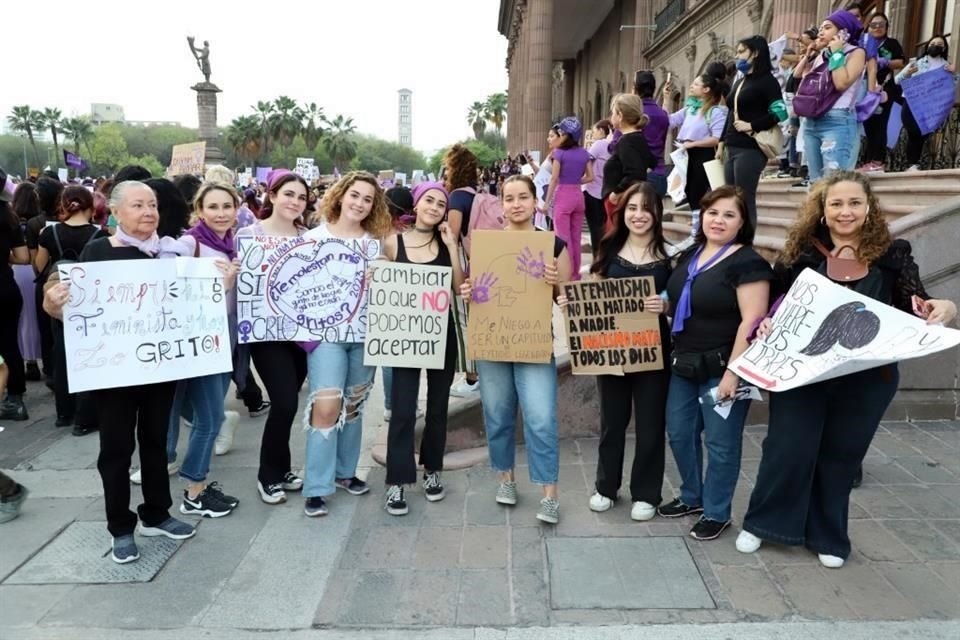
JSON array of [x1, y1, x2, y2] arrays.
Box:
[[642, 98, 669, 176], [669, 105, 729, 142], [584, 139, 611, 200], [552, 147, 591, 185]]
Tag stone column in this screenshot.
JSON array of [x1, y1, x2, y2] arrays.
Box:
[[632, 0, 654, 70], [770, 0, 819, 41], [525, 0, 554, 156], [508, 54, 518, 154], [562, 59, 576, 118], [191, 82, 225, 164]]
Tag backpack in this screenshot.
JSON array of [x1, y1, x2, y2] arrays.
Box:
[[793, 49, 855, 119], [42, 224, 100, 284], [456, 187, 505, 255]]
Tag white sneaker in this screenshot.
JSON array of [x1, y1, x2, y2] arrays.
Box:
[[383, 409, 392, 422], [450, 379, 479, 397], [130, 461, 180, 485], [905, 164, 921, 172], [214, 411, 240, 456], [818, 553, 844, 569], [588, 492, 614, 512], [736, 530, 762, 553], [630, 501, 656, 521]]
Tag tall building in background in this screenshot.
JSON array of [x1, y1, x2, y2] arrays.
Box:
[[398, 89, 412, 147], [90, 103, 125, 124]]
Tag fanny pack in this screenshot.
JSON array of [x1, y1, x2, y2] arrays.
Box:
[[812, 239, 868, 282], [671, 349, 729, 383]]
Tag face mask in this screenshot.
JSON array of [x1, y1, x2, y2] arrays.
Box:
[[685, 96, 703, 113], [927, 45, 945, 58], [736, 58, 753, 73]]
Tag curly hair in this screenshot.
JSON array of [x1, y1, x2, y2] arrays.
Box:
[[317, 171, 393, 238], [443, 144, 478, 191], [780, 171, 891, 266]]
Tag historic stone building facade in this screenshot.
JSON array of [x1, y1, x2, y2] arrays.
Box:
[[499, 0, 960, 157]]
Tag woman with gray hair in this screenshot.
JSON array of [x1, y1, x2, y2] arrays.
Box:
[[43, 180, 197, 564]]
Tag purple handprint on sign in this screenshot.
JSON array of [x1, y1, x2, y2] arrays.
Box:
[[471, 272, 499, 304], [516, 247, 546, 280]]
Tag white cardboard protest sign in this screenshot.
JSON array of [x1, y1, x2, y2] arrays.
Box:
[[364, 263, 452, 369], [58, 258, 232, 393], [236, 235, 381, 344], [731, 268, 960, 392]]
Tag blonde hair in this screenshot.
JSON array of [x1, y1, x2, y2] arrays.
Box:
[[611, 93, 649, 128], [316, 171, 393, 237], [191, 181, 240, 226], [204, 165, 235, 185]]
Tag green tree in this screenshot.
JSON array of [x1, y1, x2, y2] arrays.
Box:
[[226, 115, 263, 164], [428, 138, 504, 175], [323, 115, 357, 170], [86, 124, 129, 174], [484, 92, 508, 136], [60, 117, 94, 157], [301, 102, 326, 150], [126, 153, 165, 177], [252, 100, 276, 155], [350, 135, 426, 174], [0, 135, 53, 177], [122, 125, 198, 167], [41, 107, 64, 168], [467, 101, 487, 140], [270, 96, 303, 148], [7, 105, 44, 166]]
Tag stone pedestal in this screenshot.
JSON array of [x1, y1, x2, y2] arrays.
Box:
[[191, 82, 225, 165]]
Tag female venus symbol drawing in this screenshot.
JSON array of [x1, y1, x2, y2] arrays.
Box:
[[266, 237, 380, 342]]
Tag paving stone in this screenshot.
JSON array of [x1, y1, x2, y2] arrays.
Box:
[[752, 543, 818, 566], [930, 562, 960, 595], [339, 571, 403, 625], [848, 520, 919, 562], [312, 568, 354, 626], [22, 431, 100, 471], [693, 536, 762, 566], [818, 560, 920, 620], [930, 519, 960, 546], [550, 608, 625, 625], [930, 484, 960, 508], [0, 584, 73, 627], [457, 569, 511, 626], [868, 433, 923, 458], [767, 564, 857, 620], [877, 563, 960, 618], [510, 526, 545, 572], [862, 460, 922, 485], [413, 526, 463, 570], [460, 526, 508, 569], [464, 491, 508, 526], [397, 570, 460, 625], [512, 569, 551, 626], [0, 497, 91, 581], [714, 565, 790, 619], [356, 527, 419, 569], [882, 519, 960, 561], [547, 537, 713, 609], [557, 463, 589, 493], [850, 486, 917, 519], [623, 608, 740, 624], [893, 456, 958, 484]]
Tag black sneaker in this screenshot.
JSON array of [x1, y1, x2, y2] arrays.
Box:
[[852, 465, 863, 489], [657, 498, 704, 518], [385, 484, 408, 516], [0, 398, 28, 421], [72, 424, 98, 437], [24, 361, 42, 381], [258, 480, 287, 504], [281, 471, 303, 491], [690, 516, 730, 541], [304, 496, 329, 517], [249, 401, 271, 418], [206, 481, 239, 508], [55, 416, 74, 428], [423, 471, 445, 502], [180, 487, 234, 518], [335, 477, 370, 496]]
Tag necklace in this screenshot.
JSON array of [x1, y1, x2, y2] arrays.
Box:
[[413, 226, 434, 233], [405, 233, 436, 250]]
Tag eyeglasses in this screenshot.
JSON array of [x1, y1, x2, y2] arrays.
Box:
[[868, 21, 886, 28]]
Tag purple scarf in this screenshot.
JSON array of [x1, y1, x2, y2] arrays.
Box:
[[115, 227, 161, 256], [671, 242, 733, 335], [186, 220, 236, 259]]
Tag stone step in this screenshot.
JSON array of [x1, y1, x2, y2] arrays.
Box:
[[753, 200, 917, 220], [757, 170, 960, 205], [662, 222, 782, 261]]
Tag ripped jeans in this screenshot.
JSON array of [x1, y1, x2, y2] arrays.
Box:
[[303, 342, 375, 498], [803, 109, 858, 182]]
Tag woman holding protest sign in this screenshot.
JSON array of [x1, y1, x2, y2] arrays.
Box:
[[660, 186, 771, 541], [380, 181, 465, 515], [895, 36, 956, 171], [236, 171, 311, 506], [43, 181, 199, 564], [460, 175, 572, 525], [300, 171, 392, 517], [569, 181, 672, 521], [736, 171, 957, 568]]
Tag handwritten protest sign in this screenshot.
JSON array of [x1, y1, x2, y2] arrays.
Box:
[[58, 258, 231, 393], [167, 142, 207, 177], [731, 269, 960, 392], [902, 69, 958, 135], [467, 230, 554, 363], [364, 263, 452, 369], [236, 235, 380, 344], [562, 277, 663, 375]]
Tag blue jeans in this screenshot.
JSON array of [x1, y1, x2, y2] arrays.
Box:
[[303, 342, 375, 497], [382, 366, 392, 411], [168, 372, 231, 483], [665, 374, 750, 522], [476, 358, 559, 485], [803, 109, 858, 181]]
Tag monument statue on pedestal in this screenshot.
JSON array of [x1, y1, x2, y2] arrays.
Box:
[[186, 35, 225, 166]]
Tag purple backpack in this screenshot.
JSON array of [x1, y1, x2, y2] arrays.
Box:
[[793, 50, 855, 118]]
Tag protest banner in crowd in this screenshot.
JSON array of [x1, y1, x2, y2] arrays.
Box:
[[562, 276, 663, 375], [467, 230, 554, 363], [364, 263, 452, 369], [255, 166, 272, 185], [167, 142, 207, 177], [901, 69, 957, 135], [731, 269, 960, 392], [236, 235, 381, 344], [58, 258, 232, 393]]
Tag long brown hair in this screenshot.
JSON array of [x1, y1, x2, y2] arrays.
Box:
[[443, 144, 479, 191], [317, 171, 393, 237], [780, 171, 890, 265], [591, 181, 668, 275]]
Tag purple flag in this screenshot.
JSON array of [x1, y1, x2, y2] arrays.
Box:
[[886, 102, 903, 150], [902, 69, 957, 135], [63, 150, 88, 171], [255, 167, 272, 185]]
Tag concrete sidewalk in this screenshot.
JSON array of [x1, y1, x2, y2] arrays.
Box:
[[1, 375, 959, 639]]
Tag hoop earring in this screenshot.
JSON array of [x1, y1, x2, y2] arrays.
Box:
[[820, 216, 826, 226]]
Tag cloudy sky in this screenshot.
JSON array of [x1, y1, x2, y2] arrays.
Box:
[[3, 0, 509, 153]]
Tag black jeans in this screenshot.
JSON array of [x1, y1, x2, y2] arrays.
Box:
[[0, 470, 16, 497], [862, 104, 893, 164], [742, 365, 899, 559], [583, 192, 606, 254], [0, 280, 25, 396], [251, 341, 307, 485], [386, 325, 457, 485], [51, 319, 97, 425], [595, 369, 669, 504], [902, 103, 929, 166], [34, 280, 53, 377], [232, 345, 264, 411], [724, 145, 767, 228], [96, 382, 176, 537]]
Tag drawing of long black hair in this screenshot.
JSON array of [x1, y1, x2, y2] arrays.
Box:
[[799, 301, 880, 356]]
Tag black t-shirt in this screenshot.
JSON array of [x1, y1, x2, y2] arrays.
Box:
[[604, 255, 673, 356], [0, 221, 26, 283], [39, 223, 108, 264], [25, 213, 57, 250], [602, 131, 656, 198], [723, 72, 784, 149], [666, 246, 773, 355], [79, 237, 152, 263], [876, 37, 905, 100], [449, 189, 476, 237]]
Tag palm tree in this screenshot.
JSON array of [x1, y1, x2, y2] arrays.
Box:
[[270, 96, 304, 148], [301, 102, 326, 150], [226, 115, 263, 163], [484, 92, 508, 136], [467, 101, 487, 139], [41, 107, 64, 168], [251, 100, 276, 154], [60, 116, 94, 157], [7, 105, 43, 165], [322, 114, 357, 170]]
